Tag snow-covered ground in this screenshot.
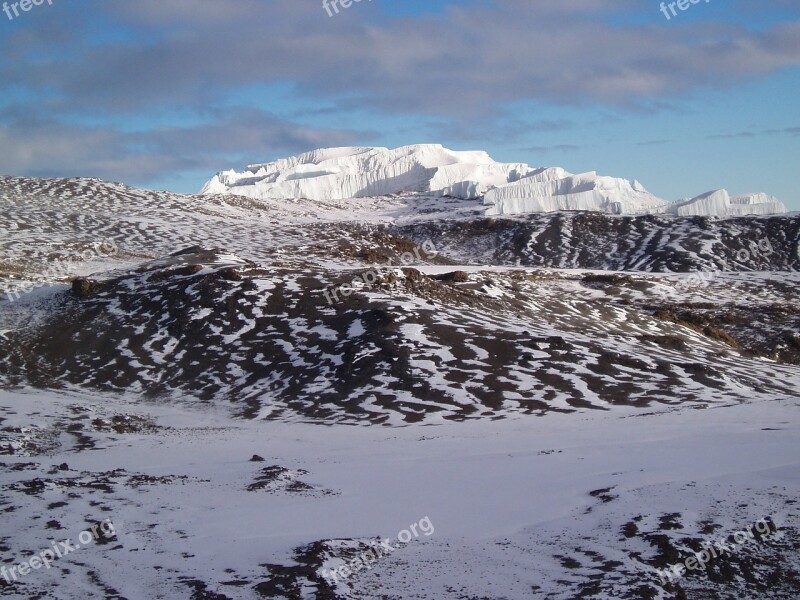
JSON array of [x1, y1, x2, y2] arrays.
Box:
[[1, 173, 799, 598], [0, 387, 797, 598]]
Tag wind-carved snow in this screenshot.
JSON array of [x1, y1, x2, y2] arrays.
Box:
[[201, 144, 788, 217]]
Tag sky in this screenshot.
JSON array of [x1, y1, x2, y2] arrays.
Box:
[[0, 0, 798, 208]]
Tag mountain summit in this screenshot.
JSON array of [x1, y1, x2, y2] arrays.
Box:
[[201, 144, 787, 217]]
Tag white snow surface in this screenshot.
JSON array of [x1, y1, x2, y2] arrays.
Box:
[[201, 144, 530, 201], [201, 144, 787, 217], [665, 189, 787, 217], [0, 387, 797, 599]]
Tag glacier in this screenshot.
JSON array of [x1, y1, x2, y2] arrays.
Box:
[[201, 144, 788, 217], [664, 189, 787, 217]]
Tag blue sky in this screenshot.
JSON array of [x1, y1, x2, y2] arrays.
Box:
[[0, 0, 798, 207]]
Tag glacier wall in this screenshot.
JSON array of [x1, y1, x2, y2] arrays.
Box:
[[201, 144, 787, 217]]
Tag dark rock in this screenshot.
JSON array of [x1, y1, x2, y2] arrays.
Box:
[[71, 277, 98, 298], [433, 270, 470, 283]]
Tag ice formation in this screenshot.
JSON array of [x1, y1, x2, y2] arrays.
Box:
[[201, 144, 787, 217]]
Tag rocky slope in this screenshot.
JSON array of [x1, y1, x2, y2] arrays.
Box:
[[1, 174, 800, 600]]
